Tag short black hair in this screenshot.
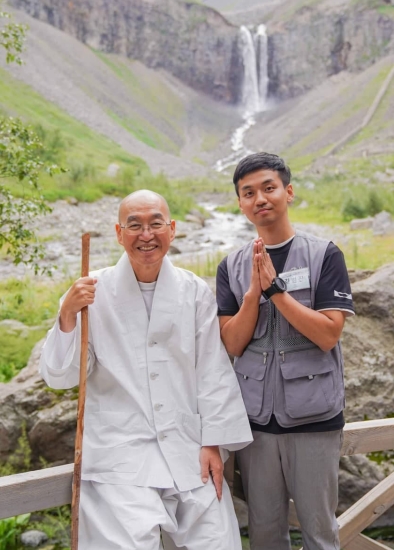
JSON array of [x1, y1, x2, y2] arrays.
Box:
[[233, 152, 291, 196]]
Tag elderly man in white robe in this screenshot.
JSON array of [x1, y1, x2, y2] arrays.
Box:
[[39, 190, 253, 550]]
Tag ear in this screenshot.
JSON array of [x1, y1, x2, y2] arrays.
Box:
[[169, 220, 176, 243], [286, 184, 294, 203], [238, 197, 243, 213], [115, 223, 123, 246]]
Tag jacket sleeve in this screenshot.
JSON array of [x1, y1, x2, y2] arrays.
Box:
[[39, 311, 95, 390], [195, 281, 253, 451]]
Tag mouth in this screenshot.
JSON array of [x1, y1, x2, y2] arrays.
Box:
[[137, 245, 158, 252], [255, 207, 271, 215]]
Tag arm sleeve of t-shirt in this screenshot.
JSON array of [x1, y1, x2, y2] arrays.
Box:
[[314, 243, 355, 315], [216, 257, 240, 316]]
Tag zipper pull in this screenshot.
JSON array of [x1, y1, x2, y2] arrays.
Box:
[[263, 352, 268, 365], [279, 351, 285, 363]]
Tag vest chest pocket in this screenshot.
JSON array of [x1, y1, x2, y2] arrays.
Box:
[[280, 348, 337, 419], [234, 348, 268, 417]]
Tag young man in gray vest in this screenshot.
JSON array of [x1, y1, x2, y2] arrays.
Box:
[[216, 152, 354, 550]]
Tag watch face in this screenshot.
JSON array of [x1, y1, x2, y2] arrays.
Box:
[[274, 277, 287, 292]]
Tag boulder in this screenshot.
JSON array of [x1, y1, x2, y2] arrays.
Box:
[[349, 217, 373, 231], [373, 211, 394, 236]]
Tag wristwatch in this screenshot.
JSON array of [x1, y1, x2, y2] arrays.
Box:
[[262, 277, 287, 300]]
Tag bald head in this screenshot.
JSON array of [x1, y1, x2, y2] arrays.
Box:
[[118, 190, 170, 223]]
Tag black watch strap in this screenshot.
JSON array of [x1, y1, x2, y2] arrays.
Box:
[[262, 285, 279, 299], [262, 277, 287, 300]]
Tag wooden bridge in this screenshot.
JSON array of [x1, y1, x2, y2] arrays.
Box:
[[1, 418, 394, 549]]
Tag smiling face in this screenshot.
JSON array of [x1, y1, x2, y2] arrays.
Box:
[[238, 169, 294, 240], [116, 191, 176, 282]]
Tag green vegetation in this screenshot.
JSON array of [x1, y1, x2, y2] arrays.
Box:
[[92, 51, 185, 154], [0, 514, 30, 550], [174, 250, 228, 277], [0, 66, 213, 216], [0, 277, 69, 381], [283, 63, 393, 164]]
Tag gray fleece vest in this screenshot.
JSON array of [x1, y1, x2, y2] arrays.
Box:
[[227, 231, 345, 428]]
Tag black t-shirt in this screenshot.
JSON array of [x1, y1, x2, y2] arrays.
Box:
[[216, 238, 354, 434]]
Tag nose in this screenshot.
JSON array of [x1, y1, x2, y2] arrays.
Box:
[[255, 190, 267, 204], [139, 226, 154, 240]]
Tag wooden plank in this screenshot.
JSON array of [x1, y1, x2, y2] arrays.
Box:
[[344, 534, 393, 550], [342, 419, 394, 456], [338, 471, 394, 547], [0, 464, 73, 519]]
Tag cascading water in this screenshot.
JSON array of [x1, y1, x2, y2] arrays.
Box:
[[215, 24, 269, 173], [255, 24, 269, 111], [240, 25, 260, 117]]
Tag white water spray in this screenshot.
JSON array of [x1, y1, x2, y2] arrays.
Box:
[[215, 24, 269, 173]]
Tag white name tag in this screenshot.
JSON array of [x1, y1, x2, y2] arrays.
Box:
[[279, 267, 311, 291]]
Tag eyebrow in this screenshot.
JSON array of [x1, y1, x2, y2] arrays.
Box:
[[125, 213, 165, 224], [240, 178, 275, 192]]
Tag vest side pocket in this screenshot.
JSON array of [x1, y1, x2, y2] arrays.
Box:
[[279, 348, 336, 419], [234, 349, 268, 417]]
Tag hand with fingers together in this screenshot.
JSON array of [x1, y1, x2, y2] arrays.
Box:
[[248, 239, 266, 300], [255, 239, 276, 292], [200, 445, 224, 501]]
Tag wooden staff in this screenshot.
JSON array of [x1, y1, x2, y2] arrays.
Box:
[[71, 233, 90, 550]]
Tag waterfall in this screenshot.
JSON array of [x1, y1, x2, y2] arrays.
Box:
[[214, 24, 269, 172], [255, 24, 269, 111], [240, 25, 260, 117]]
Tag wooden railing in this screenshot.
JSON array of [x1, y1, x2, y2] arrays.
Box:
[[227, 418, 394, 550], [1, 419, 394, 549]]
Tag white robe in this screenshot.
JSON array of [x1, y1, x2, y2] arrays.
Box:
[[40, 253, 253, 492]]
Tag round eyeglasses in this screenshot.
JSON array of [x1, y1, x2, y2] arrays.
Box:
[[119, 221, 172, 235]]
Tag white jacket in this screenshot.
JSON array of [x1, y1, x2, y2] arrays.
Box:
[[40, 253, 252, 491]]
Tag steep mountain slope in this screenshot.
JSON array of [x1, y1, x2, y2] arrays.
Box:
[[243, 56, 394, 166]]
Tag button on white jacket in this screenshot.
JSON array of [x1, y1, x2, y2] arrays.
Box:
[[40, 253, 253, 491]]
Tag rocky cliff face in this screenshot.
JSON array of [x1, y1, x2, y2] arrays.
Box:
[[9, 0, 243, 103], [8, 0, 394, 104], [268, 5, 394, 99]]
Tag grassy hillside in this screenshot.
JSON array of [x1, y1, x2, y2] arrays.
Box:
[[0, 64, 223, 215], [91, 52, 186, 154]]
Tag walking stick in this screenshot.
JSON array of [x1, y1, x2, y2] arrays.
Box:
[[71, 233, 90, 550]]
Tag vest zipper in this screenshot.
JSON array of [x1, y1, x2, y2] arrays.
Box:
[[279, 351, 285, 362]]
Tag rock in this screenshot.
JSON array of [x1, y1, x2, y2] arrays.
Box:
[[66, 197, 78, 206], [349, 217, 373, 231], [350, 263, 394, 329], [373, 211, 394, 236], [20, 530, 48, 547], [168, 245, 181, 255], [347, 269, 374, 284], [107, 163, 120, 177], [185, 214, 205, 227], [338, 455, 394, 527]]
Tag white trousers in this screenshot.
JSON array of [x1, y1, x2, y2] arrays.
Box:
[[79, 478, 242, 550]]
